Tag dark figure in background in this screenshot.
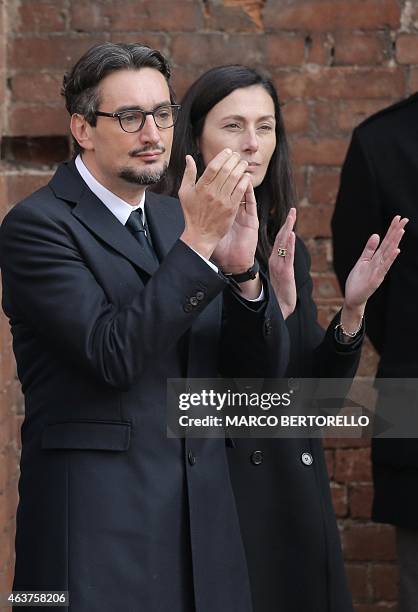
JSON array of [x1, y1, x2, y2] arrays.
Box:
[[157, 64, 407, 612], [0, 43, 291, 612], [332, 95, 418, 612]]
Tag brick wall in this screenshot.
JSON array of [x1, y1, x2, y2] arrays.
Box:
[[1, 0, 417, 610]]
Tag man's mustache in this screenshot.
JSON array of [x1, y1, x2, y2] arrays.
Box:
[[129, 145, 166, 157]]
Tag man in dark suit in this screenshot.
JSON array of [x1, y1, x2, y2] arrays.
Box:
[[0, 43, 289, 612], [332, 95, 418, 612]]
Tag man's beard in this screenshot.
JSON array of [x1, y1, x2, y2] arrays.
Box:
[[118, 160, 169, 186]]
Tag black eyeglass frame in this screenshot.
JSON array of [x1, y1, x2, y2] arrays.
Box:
[[94, 104, 181, 133]]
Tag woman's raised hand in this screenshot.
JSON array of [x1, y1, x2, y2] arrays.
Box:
[[268, 207, 297, 320], [344, 215, 408, 313]]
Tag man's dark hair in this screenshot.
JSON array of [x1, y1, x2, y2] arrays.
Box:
[[62, 42, 173, 156], [156, 65, 295, 267]]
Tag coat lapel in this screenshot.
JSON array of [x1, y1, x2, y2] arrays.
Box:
[[49, 162, 183, 276], [144, 190, 185, 258]]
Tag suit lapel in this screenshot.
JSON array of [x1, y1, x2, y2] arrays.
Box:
[[144, 191, 185, 259], [49, 162, 184, 276], [73, 187, 160, 275]]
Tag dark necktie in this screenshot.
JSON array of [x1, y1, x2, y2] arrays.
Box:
[[125, 208, 158, 263]]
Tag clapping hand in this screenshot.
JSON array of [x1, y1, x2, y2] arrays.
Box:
[[268, 207, 297, 319], [212, 180, 259, 274], [341, 214, 408, 332]]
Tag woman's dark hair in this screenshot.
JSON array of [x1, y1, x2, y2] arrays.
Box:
[[156, 65, 295, 267], [62, 42, 174, 156]]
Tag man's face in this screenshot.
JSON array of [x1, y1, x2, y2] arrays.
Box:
[[81, 68, 173, 198]]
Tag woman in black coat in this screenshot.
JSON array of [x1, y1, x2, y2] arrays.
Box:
[[156, 65, 406, 612]]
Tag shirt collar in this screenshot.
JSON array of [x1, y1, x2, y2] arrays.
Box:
[[75, 154, 146, 226]]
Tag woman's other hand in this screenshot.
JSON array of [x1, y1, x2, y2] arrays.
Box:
[[268, 207, 297, 319], [341, 214, 409, 332]]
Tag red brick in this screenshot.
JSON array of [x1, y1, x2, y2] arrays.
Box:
[[0, 105, 5, 140], [357, 338, 379, 377], [334, 32, 387, 66], [0, 562, 15, 598], [0, 530, 12, 572], [409, 67, 418, 93], [264, 34, 305, 66], [0, 323, 15, 392], [350, 483, 373, 519], [282, 101, 309, 133], [346, 563, 370, 602], [312, 101, 338, 135], [171, 33, 265, 67], [291, 137, 348, 166], [14, 1, 66, 33], [305, 238, 332, 273], [109, 32, 168, 54], [293, 167, 306, 203], [312, 273, 342, 300], [204, 0, 262, 32], [10, 73, 63, 103], [297, 204, 333, 239], [9, 105, 68, 136], [0, 174, 7, 221], [309, 169, 340, 204], [335, 448, 372, 482], [0, 492, 8, 533], [306, 34, 333, 65], [336, 99, 393, 132], [70, 0, 204, 32], [371, 563, 399, 601], [342, 524, 396, 562], [263, 0, 400, 32], [305, 68, 405, 100], [6, 173, 53, 207], [3, 136, 69, 165], [0, 482, 18, 534], [14, 415, 24, 451], [171, 68, 207, 102], [331, 482, 348, 517], [0, 451, 8, 493], [397, 34, 418, 64], [0, 416, 13, 456], [273, 71, 308, 100], [8, 36, 104, 70], [316, 437, 370, 449], [317, 304, 341, 328]]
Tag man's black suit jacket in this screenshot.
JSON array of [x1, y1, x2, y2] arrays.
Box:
[[332, 93, 418, 528], [0, 160, 289, 612]]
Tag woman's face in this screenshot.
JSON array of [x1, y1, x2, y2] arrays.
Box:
[[198, 84, 277, 188]]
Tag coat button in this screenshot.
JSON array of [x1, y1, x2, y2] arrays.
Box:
[[196, 291, 205, 301], [188, 450, 196, 466], [183, 303, 193, 313], [301, 452, 313, 466], [250, 450, 263, 465], [189, 296, 199, 306]]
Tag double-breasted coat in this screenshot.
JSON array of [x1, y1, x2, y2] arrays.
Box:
[[227, 238, 364, 612]]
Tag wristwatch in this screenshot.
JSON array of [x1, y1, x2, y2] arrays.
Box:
[[224, 260, 260, 283]]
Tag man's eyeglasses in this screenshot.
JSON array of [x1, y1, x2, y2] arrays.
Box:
[[94, 104, 181, 133]]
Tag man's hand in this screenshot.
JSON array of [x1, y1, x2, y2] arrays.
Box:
[[211, 180, 259, 273], [179, 149, 251, 260]]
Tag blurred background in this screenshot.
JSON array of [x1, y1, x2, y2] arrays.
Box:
[[1, 1, 417, 610]]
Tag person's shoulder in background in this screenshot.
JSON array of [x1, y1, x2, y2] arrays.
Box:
[[353, 92, 418, 149]]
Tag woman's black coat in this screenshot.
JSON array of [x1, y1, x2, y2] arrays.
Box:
[[227, 237, 364, 612]]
